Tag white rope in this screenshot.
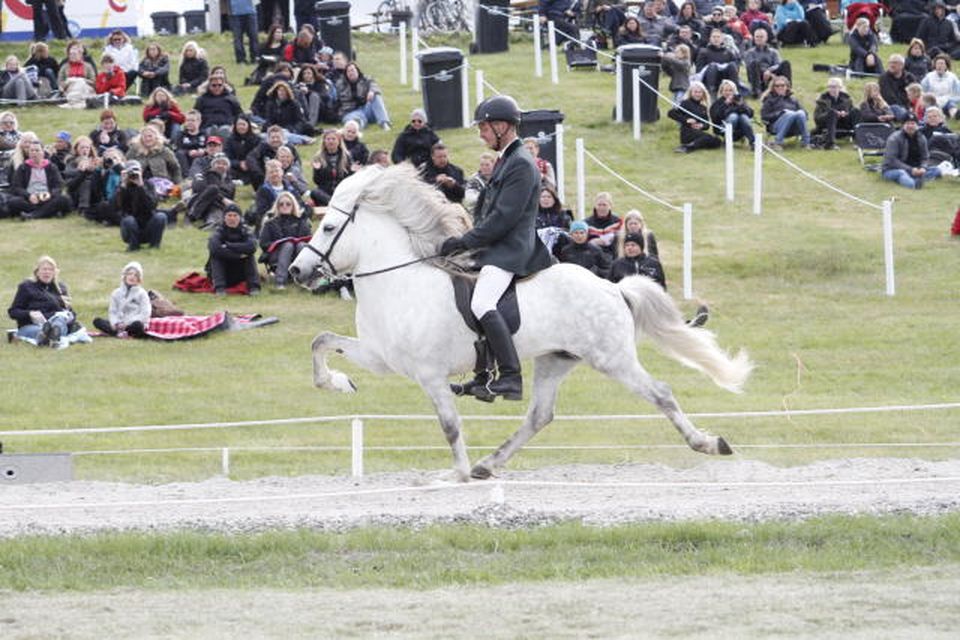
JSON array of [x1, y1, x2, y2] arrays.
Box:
[[1, 475, 957, 512], [3, 402, 959, 437], [68, 441, 960, 458], [478, 3, 538, 25], [419, 62, 468, 80], [481, 76, 502, 95], [583, 147, 684, 212], [762, 142, 885, 211]]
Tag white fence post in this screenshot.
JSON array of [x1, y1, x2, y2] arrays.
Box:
[[533, 16, 543, 78], [683, 203, 693, 300], [221, 447, 230, 476], [752, 133, 763, 215], [576, 137, 585, 219], [412, 27, 420, 90], [883, 199, 895, 296], [555, 123, 565, 204], [476, 69, 484, 105], [632, 68, 641, 141], [351, 417, 364, 478], [461, 61, 470, 128], [615, 55, 623, 122], [547, 21, 559, 85], [725, 122, 734, 202], [399, 22, 408, 86]]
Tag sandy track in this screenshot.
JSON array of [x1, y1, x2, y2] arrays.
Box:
[[1, 457, 959, 537]]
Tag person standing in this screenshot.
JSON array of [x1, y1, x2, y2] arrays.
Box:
[[229, 0, 259, 65], [438, 96, 553, 401], [28, 0, 69, 41]]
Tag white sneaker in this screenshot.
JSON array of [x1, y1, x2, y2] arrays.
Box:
[[339, 286, 353, 301]]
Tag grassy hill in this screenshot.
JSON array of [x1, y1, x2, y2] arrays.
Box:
[[0, 30, 957, 481]]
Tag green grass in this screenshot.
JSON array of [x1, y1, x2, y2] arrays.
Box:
[[1, 513, 958, 591], [1, 32, 958, 480]]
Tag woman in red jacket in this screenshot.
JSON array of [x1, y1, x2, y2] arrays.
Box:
[[142, 87, 186, 141]]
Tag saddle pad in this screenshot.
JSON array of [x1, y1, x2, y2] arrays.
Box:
[[452, 274, 521, 335]]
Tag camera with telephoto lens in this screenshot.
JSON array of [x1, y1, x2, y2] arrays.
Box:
[[103, 157, 114, 169]]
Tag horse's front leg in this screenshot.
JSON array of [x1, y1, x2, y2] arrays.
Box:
[[420, 378, 472, 482], [311, 331, 388, 393]]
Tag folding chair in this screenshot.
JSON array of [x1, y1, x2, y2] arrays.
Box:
[[853, 122, 894, 168]]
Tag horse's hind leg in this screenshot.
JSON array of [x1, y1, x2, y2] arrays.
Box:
[[600, 357, 732, 456], [471, 353, 579, 479]]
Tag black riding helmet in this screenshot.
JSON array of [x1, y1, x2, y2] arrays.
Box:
[[473, 95, 522, 126]]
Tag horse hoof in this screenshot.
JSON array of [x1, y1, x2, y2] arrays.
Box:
[[717, 437, 733, 455], [470, 465, 492, 480]]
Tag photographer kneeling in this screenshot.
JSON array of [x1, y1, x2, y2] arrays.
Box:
[[114, 160, 167, 251]]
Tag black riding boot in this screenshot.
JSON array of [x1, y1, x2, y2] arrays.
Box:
[[451, 339, 495, 402], [478, 310, 522, 401]]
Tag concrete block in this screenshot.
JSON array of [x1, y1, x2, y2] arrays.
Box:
[[0, 453, 73, 484]]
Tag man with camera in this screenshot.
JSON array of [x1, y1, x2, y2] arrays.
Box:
[[113, 160, 167, 251]]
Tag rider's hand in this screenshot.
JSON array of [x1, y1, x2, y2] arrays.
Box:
[[439, 237, 466, 256]]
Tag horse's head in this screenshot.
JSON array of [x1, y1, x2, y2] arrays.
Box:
[[289, 166, 383, 287]]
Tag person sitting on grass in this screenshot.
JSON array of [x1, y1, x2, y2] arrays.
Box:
[[93, 261, 151, 339], [174, 41, 209, 96], [881, 113, 941, 189], [259, 192, 313, 290], [94, 53, 128, 104], [813, 77, 858, 150], [206, 204, 261, 296], [103, 29, 139, 90], [142, 87, 185, 142], [608, 232, 665, 287], [7, 255, 90, 349], [0, 55, 39, 104], [585, 191, 623, 255], [559, 220, 611, 279], [138, 42, 171, 98], [89, 108, 129, 156], [669, 81, 723, 154], [859, 81, 896, 125], [761, 76, 811, 150], [710, 79, 756, 149], [7, 140, 72, 220], [848, 17, 882, 75]]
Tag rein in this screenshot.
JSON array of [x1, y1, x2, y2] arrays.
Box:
[[300, 202, 464, 280]]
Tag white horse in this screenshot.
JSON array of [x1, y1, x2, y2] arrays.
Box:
[[290, 164, 752, 481]]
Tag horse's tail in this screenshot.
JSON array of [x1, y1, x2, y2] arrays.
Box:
[[617, 276, 752, 393]]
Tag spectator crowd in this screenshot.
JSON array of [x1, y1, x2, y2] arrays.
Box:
[[5, 0, 960, 345]]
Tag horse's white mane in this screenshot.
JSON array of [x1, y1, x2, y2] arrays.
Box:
[[348, 163, 473, 259]]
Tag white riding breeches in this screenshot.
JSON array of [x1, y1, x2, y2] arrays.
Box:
[[471, 264, 514, 318]]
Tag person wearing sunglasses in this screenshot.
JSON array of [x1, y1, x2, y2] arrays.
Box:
[[390, 108, 439, 167]]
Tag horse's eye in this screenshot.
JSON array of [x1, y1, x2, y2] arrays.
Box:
[[323, 224, 336, 233]]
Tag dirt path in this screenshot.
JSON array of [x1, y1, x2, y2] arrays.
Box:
[[1, 457, 959, 536], [3, 566, 959, 639]]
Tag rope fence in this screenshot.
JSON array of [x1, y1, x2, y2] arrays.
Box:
[[4, 402, 957, 478]]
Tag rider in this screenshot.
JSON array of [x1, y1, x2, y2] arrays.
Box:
[[438, 95, 553, 401]]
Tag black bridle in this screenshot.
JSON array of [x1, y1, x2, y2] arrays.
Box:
[[299, 202, 447, 282]]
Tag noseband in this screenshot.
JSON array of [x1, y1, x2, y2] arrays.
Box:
[[301, 200, 363, 279], [300, 201, 459, 283]]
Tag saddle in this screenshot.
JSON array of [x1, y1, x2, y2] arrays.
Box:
[[452, 274, 521, 336]]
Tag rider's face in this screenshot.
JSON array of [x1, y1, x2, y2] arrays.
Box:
[[478, 121, 506, 150]]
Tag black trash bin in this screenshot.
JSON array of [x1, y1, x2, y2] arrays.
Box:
[[519, 109, 564, 173], [183, 10, 206, 35], [391, 9, 413, 30], [418, 47, 465, 130], [616, 44, 661, 123], [150, 11, 180, 36], [314, 1, 352, 59], [473, 0, 510, 54]]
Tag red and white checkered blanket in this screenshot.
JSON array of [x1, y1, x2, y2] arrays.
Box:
[[145, 313, 264, 341]]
